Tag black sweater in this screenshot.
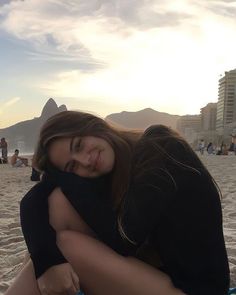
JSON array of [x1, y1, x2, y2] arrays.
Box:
[[20, 138, 230, 295]]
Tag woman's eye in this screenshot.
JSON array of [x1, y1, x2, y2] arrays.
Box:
[[73, 138, 81, 151]]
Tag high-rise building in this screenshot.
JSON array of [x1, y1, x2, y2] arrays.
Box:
[[200, 103, 217, 131], [177, 115, 201, 134], [216, 69, 236, 132], [177, 115, 201, 144]]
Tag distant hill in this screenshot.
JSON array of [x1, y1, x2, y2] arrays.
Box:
[[0, 98, 67, 153], [106, 108, 180, 130], [0, 104, 181, 154]]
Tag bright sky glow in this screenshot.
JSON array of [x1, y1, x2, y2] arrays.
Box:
[[1, 0, 236, 128]]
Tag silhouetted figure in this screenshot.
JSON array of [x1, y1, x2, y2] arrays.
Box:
[[199, 139, 205, 155], [207, 142, 214, 154], [0, 137, 8, 163], [30, 167, 41, 181], [222, 144, 228, 155], [30, 154, 41, 181]]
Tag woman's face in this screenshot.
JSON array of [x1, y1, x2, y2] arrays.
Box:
[[48, 136, 115, 178]]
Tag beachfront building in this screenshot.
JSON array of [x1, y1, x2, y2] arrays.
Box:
[[199, 103, 218, 144], [176, 115, 201, 145], [216, 69, 236, 139], [201, 103, 217, 131]]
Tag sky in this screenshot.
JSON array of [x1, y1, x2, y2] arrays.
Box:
[[1, 0, 236, 128]]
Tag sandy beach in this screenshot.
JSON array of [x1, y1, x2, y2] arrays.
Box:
[[0, 155, 236, 293]]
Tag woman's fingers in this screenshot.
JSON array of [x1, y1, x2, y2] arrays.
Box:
[[37, 263, 80, 295], [71, 269, 80, 291]]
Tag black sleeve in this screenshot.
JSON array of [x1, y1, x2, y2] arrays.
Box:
[[20, 179, 66, 278], [20, 171, 100, 278], [55, 173, 122, 252]]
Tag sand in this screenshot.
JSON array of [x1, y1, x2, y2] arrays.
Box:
[[0, 156, 236, 293]]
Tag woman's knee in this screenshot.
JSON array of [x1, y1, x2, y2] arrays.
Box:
[[56, 230, 75, 251], [57, 230, 69, 244], [48, 187, 65, 207], [48, 189, 95, 235], [48, 188, 71, 231]]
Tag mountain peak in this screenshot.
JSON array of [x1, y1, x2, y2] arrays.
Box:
[[40, 98, 67, 120], [40, 98, 58, 118], [58, 104, 67, 112], [106, 108, 180, 129]]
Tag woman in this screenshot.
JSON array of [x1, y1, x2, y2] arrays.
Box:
[[5, 111, 229, 295], [0, 137, 8, 163]]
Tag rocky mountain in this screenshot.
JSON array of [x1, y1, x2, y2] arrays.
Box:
[[40, 98, 66, 120], [106, 108, 180, 130], [0, 98, 67, 153], [0, 103, 181, 154]]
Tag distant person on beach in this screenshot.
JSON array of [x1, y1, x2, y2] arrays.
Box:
[[229, 142, 235, 154], [10, 149, 29, 167], [5, 111, 229, 295], [199, 139, 205, 155], [218, 142, 228, 156], [207, 142, 214, 155], [30, 155, 41, 181], [222, 144, 228, 155], [0, 137, 8, 163], [30, 167, 41, 181]]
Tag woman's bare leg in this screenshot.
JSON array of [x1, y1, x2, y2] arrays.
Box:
[[49, 189, 185, 294], [58, 230, 185, 295], [50, 189, 185, 294], [4, 261, 41, 295], [5, 188, 185, 295], [4, 187, 89, 295]]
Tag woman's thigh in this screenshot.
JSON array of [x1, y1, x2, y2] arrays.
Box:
[[57, 230, 185, 295]]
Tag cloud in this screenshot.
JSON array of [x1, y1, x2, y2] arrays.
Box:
[[0, 97, 21, 116], [4, 96, 21, 106], [0, 0, 192, 65], [0, 0, 24, 7], [5, 0, 228, 116], [193, 0, 236, 18], [1, 0, 236, 118]]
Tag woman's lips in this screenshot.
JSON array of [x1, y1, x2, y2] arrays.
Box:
[[91, 150, 100, 171], [94, 151, 101, 170]]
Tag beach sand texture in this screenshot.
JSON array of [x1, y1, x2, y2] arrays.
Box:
[[0, 156, 236, 293]]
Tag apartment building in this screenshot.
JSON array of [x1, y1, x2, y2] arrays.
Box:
[[216, 69, 236, 133], [201, 103, 217, 131], [176, 115, 201, 144]]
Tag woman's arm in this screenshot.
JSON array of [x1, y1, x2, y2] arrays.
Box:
[[20, 170, 116, 278], [20, 179, 67, 278]]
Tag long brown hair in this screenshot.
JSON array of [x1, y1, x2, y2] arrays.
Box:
[[117, 124, 222, 243], [34, 111, 141, 207], [131, 124, 206, 184]]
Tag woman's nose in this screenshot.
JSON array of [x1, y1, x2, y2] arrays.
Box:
[[72, 151, 91, 167]]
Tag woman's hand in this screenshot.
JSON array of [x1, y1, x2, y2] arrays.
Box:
[[37, 263, 80, 295]]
